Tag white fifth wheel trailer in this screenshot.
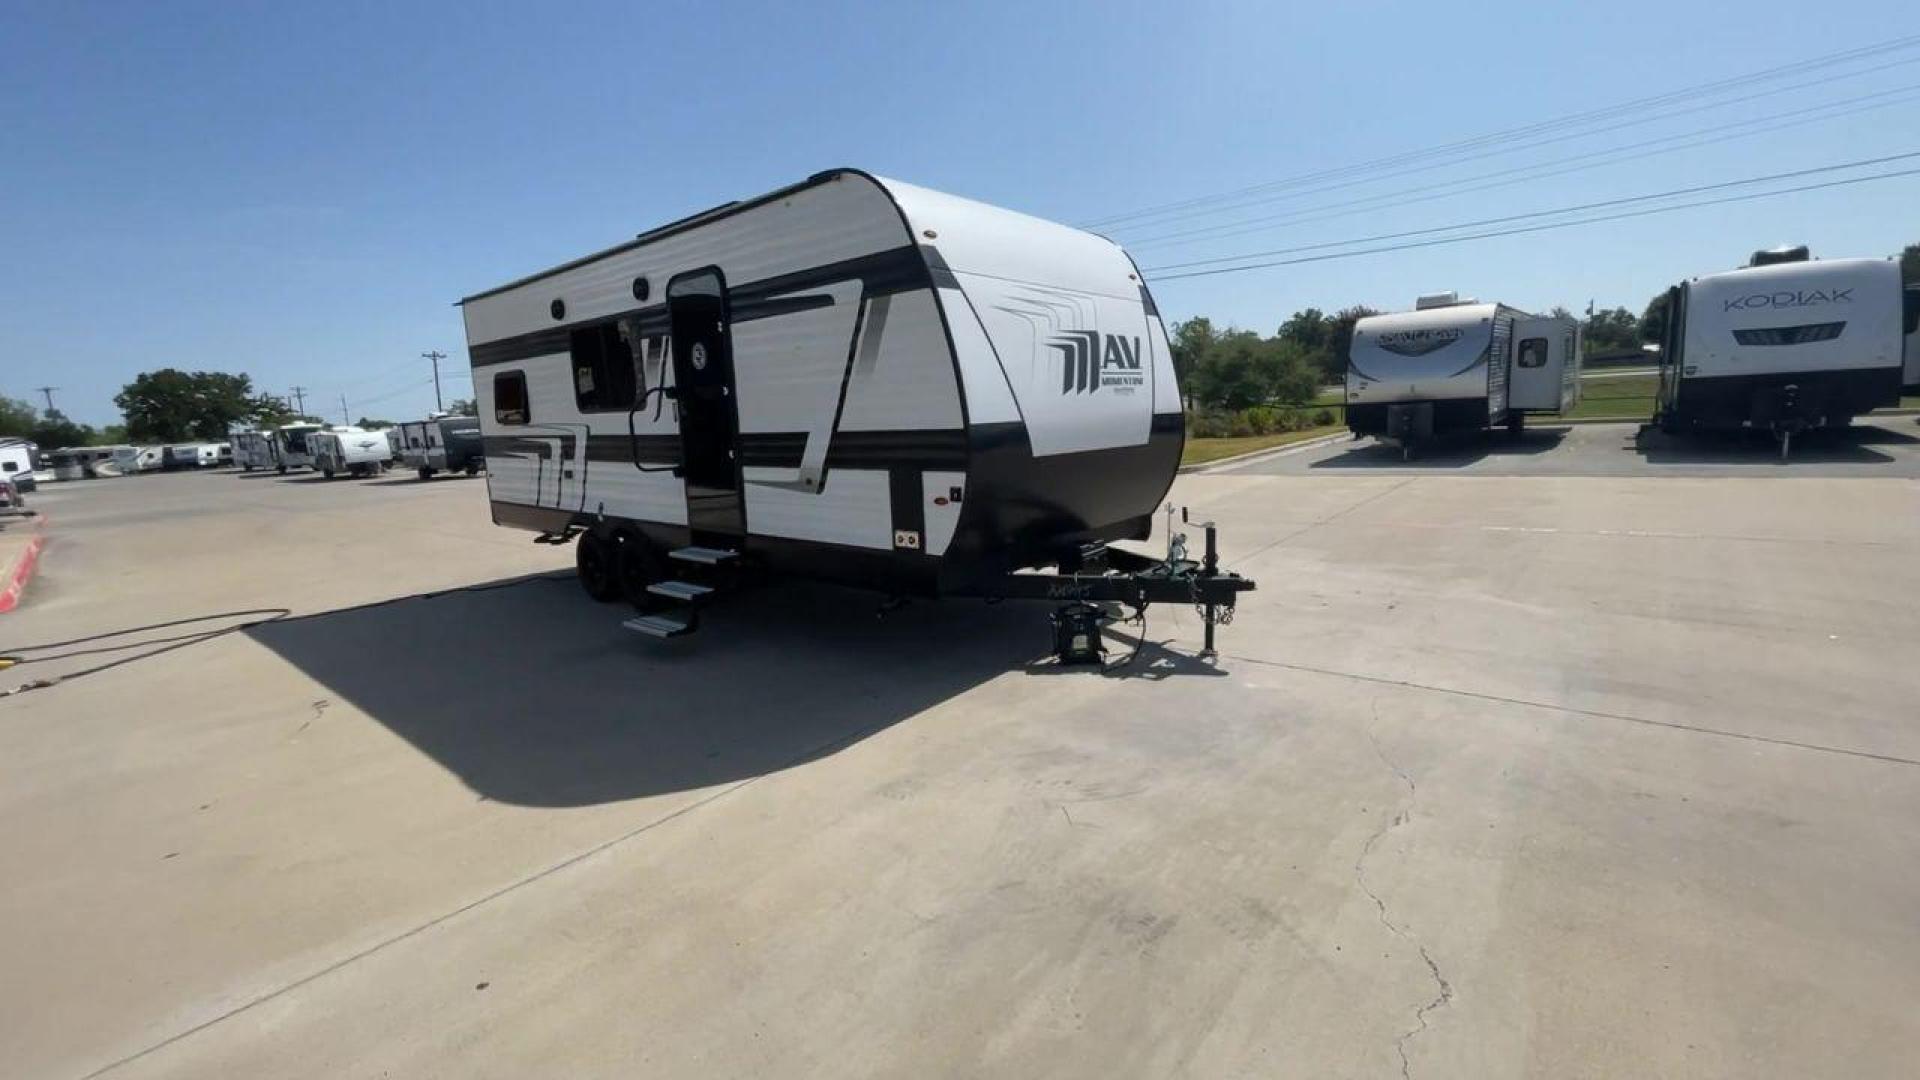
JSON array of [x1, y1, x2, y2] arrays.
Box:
[[310, 428, 394, 478], [1651, 247, 1904, 457], [460, 169, 1252, 654], [1345, 293, 1581, 456]]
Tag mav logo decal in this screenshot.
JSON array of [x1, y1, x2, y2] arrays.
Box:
[[1051, 331, 1144, 395]]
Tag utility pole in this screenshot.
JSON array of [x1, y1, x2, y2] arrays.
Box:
[[340, 394, 351, 426], [290, 386, 309, 419], [422, 351, 447, 413], [34, 387, 58, 413]]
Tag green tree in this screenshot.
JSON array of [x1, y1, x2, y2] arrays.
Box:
[[1901, 241, 1919, 285], [356, 417, 395, 429], [1265, 339, 1322, 407], [31, 409, 96, 449], [1326, 306, 1380, 381], [100, 424, 129, 445], [1168, 317, 1217, 405], [1640, 292, 1672, 344], [1190, 330, 1271, 411], [114, 369, 258, 442], [248, 394, 299, 428], [1586, 306, 1642, 354], [0, 395, 36, 438], [446, 398, 478, 417]]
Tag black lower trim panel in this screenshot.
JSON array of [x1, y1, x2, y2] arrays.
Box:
[[1669, 367, 1902, 428], [1347, 398, 1493, 436]]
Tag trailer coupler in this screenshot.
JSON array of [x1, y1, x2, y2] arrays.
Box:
[[1001, 515, 1257, 663]]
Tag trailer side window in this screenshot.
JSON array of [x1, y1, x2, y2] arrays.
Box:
[[495, 371, 530, 425], [570, 321, 638, 412], [1517, 337, 1548, 368]]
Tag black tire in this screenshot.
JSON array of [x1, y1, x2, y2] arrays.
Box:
[[576, 532, 620, 602], [1506, 412, 1524, 437], [613, 533, 665, 608], [277, 464, 288, 475], [418, 467, 434, 481], [322, 468, 335, 479], [464, 462, 479, 476]]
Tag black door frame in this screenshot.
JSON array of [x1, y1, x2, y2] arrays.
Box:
[[665, 266, 746, 542]]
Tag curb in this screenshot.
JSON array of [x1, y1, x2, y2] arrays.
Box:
[[1180, 431, 1350, 474], [0, 515, 48, 615]]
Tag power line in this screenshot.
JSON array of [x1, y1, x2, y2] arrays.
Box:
[[289, 386, 308, 417], [1144, 165, 1920, 282], [1109, 53, 1920, 241], [1125, 83, 1920, 250], [1084, 34, 1920, 229], [34, 387, 57, 413], [1142, 150, 1920, 273]]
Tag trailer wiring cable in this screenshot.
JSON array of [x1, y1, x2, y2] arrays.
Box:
[[0, 573, 575, 700]]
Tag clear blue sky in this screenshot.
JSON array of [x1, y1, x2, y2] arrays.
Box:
[[5, 0, 1917, 427]]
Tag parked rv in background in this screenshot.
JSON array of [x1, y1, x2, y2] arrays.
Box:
[[270, 423, 322, 474], [232, 431, 276, 471], [1346, 292, 1582, 456], [0, 438, 36, 493], [1651, 247, 1905, 457], [163, 443, 225, 470], [111, 445, 164, 474], [48, 446, 119, 480], [397, 416, 484, 479], [310, 428, 394, 478]]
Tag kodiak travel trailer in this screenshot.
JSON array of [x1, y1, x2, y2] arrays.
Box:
[[1345, 293, 1582, 457], [397, 416, 485, 479], [1651, 248, 1905, 457], [460, 169, 1252, 654], [309, 428, 394, 478]]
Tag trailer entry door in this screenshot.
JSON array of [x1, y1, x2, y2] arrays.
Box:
[[667, 267, 745, 541]]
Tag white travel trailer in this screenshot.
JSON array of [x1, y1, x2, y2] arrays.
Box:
[[270, 423, 323, 473], [1651, 248, 1905, 454], [459, 169, 1251, 650], [309, 428, 394, 478], [231, 431, 276, 471], [0, 437, 35, 493], [163, 443, 224, 469], [1903, 284, 1919, 392], [398, 416, 484, 478], [48, 446, 117, 480], [1346, 293, 1582, 454], [111, 445, 164, 474]]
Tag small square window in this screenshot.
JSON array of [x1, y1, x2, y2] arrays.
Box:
[[495, 371, 530, 425], [1517, 338, 1549, 369]]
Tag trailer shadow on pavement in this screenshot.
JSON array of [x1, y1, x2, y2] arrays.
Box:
[[1631, 423, 1909, 465], [1307, 425, 1570, 470], [246, 574, 1058, 808]]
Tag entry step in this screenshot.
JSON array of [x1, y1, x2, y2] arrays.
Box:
[[646, 580, 714, 602], [623, 613, 694, 639], [668, 546, 738, 565]]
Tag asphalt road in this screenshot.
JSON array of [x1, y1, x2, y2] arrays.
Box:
[[4, 464, 1918, 1078], [1221, 415, 1920, 478]]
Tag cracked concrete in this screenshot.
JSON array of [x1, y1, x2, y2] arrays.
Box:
[[5, 466, 1920, 1078]]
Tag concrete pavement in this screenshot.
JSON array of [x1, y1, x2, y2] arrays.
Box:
[[3, 466, 1917, 1078]]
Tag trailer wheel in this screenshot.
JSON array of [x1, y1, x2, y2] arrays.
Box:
[[1506, 412, 1524, 437], [613, 533, 666, 608], [322, 468, 335, 479], [418, 467, 434, 481], [464, 463, 479, 476], [277, 464, 288, 475], [576, 532, 620, 602]]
